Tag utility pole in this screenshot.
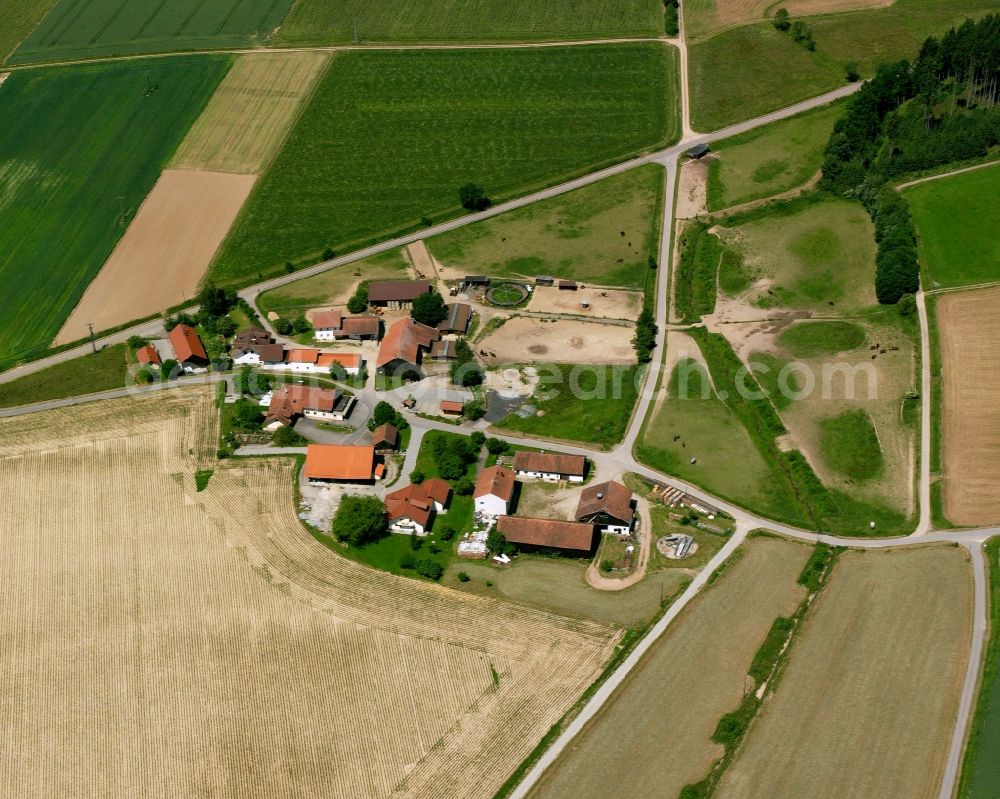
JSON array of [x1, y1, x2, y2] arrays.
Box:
[[87, 323, 97, 355]]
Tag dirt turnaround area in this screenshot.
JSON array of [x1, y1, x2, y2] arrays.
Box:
[[479, 317, 636, 365], [57, 170, 255, 344], [528, 537, 810, 799], [527, 285, 642, 321], [937, 287, 1000, 525], [716, 546, 972, 799], [0, 391, 618, 799]]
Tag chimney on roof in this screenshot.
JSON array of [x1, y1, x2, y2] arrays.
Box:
[[597, 492, 604, 499]]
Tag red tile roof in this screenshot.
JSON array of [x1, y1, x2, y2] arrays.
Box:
[[384, 479, 452, 528], [303, 445, 376, 481], [371, 423, 399, 449], [341, 317, 379, 337], [368, 280, 431, 303], [312, 309, 342, 329], [576, 480, 633, 524], [440, 400, 464, 414], [496, 516, 596, 552], [474, 465, 516, 501], [287, 348, 319, 364], [376, 318, 440, 368], [513, 451, 586, 477], [265, 385, 336, 426], [136, 344, 160, 365], [316, 352, 362, 369], [168, 324, 207, 363]]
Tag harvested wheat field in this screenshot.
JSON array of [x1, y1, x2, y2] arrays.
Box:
[[716, 546, 972, 799], [938, 287, 1000, 525], [480, 317, 636, 365], [0, 390, 619, 798], [529, 537, 811, 799], [56, 170, 255, 343], [170, 52, 329, 174], [685, 0, 892, 39]]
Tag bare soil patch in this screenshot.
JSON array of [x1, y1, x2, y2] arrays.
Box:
[[676, 158, 709, 219], [169, 51, 329, 174], [0, 391, 619, 799], [938, 286, 1000, 525], [479, 317, 636, 365], [717, 546, 972, 799], [527, 284, 642, 320], [57, 170, 255, 343]]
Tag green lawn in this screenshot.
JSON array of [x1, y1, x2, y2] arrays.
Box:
[[0, 58, 230, 369], [0, 344, 127, 408], [707, 101, 844, 210], [819, 409, 884, 481], [257, 249, 409, 315], [0, 0, 58, 62], [688, 0, 997, 131], [637, 357, 792, 520], [958, 537, 1000, 799], [494, 364, 641, 450], [777, 320, 867, 358], [277, 0, 665, 44], [210, 44, 678, 285], [906, 164, 1000, 289], [427, 165, 664, 290], [8, 0, 292, 64], [444, 557, 687, 627]]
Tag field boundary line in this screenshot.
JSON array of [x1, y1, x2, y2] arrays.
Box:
[[940, 542, 987, 799], [896, 159, 1000, 192], [506, 523, 750, 798]]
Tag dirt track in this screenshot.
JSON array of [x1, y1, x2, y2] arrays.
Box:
[[56, 170, 255, 344], [938, 287, 1000, 525]]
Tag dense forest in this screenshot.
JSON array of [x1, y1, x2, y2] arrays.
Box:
[[819, 14, 1000, 302]]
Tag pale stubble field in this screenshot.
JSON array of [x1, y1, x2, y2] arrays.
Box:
[[0, 390, 619, 799]]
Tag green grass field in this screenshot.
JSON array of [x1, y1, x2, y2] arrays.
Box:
[[0, 344, 127, 408], [688, 0, 996, 131], [719, 196, 877, 314], [819, 409, 884, 481], [494, 364, 641, 450], [7, 0, 292, 64], [637, 356, 797, 521], [706, 101, 844, 210], [0, 0, 58, 61], [777, 320, 866, 357], [428, 165, 663, 290], [0, 58, 230, 369], [277, 0, 665, 44], [958, 537, 1000, 799], [210, 44, 678, 285], [906, 164, 1000, 290], [257, 249, 409, 316]]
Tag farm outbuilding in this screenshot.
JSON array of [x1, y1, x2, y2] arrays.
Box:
[[496, 516, 598, 556], [576, 480, 635, 534], [474, 465, 517, 516], [303, 444, 380, 484], [438, 303, 472, 334], [513, 451, 587, 483], [367, 280, 432, 308], [168, 324, 208, 371], [440, 400, 464, 416], [686, 143, 710, 159], [558, 280, 578, 291]]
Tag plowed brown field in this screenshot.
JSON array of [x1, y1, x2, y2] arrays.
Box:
[[0, 390, 619, 798], [55, 170, 255, 344], [937, 286, 1000, 525]]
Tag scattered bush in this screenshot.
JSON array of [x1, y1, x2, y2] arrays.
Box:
[[331, 495, 388, 546], [453, 476, 475, 495], [400, 553, 416, 569], [272, 425, 308, 446], [409, 470, 426, 484], [459, 182, 491, 212], [486, 437, 509, 455], [347, 281, 369, 314], [772, 8, 790, 31], [126, 335, 148, 350], [439, 525, 456, 542], [457, 571, 470, 582], [632, 307, 658, 363], [415, 559, 444, 580], [411, 290, 448, 327]]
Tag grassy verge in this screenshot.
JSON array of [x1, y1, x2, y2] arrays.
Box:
[[0, 344, 128, 409], [674, 222, 723, 322], [958, 537, 1000, 798]]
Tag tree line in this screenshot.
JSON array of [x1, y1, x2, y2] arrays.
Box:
[[820, 14, 1000, 303]]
